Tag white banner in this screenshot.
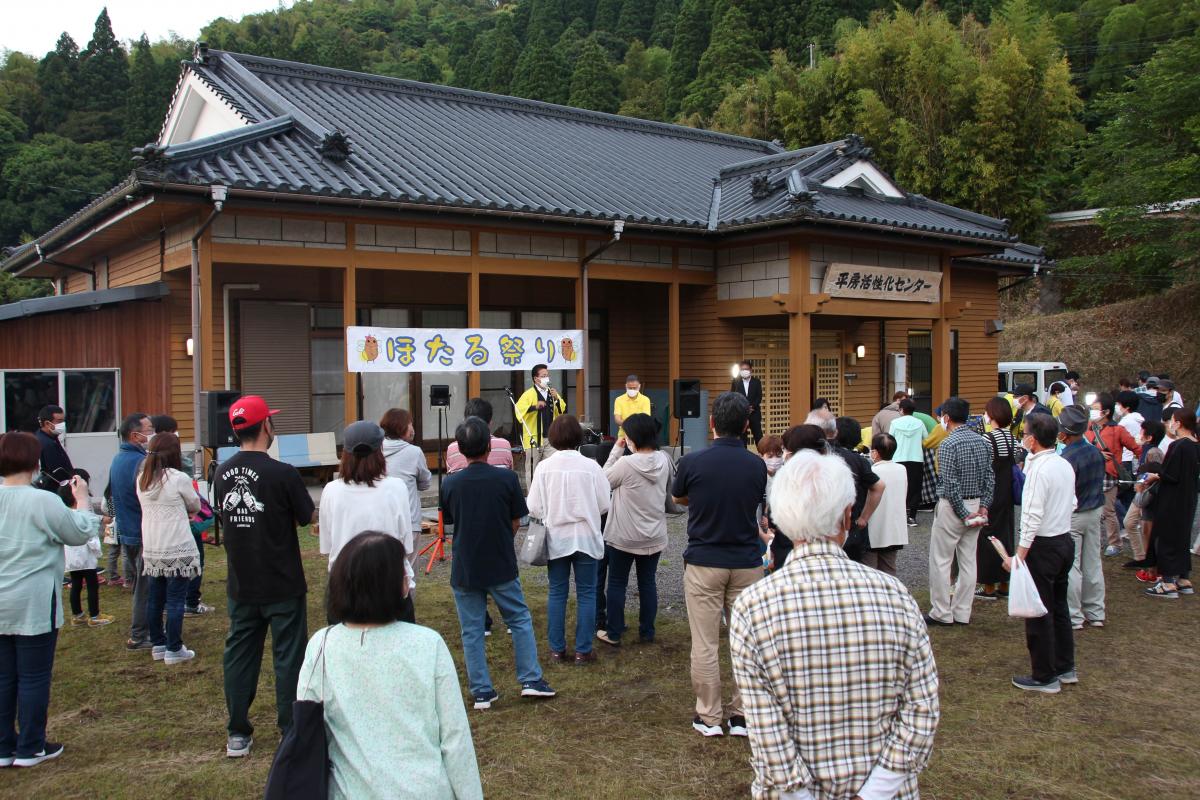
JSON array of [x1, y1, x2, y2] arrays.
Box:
[[347, 326, 584, 373]]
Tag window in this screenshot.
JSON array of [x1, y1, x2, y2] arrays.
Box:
[[1013, 371, 1037, 390], [998, 372, 1009, 393], [1044, 369, 1067, 391], [2, 370, 119, 434], [420, 309, 468, 442]]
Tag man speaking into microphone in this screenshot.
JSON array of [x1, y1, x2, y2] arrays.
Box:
[[515, 363, 567, 486]]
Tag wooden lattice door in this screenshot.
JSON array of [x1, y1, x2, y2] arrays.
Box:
[[743, 329, 790, 437], [814, 351, 843, 416]]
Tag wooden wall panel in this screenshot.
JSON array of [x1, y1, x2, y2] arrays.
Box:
[[107, 238, 162, 289], [679, 284, 744, 417], [604, 282, 669, 394], [162, 271, 195, 440], [952, 267, 1000, 410], [842, 320, 882, 425], [0, 299, 170, 426]]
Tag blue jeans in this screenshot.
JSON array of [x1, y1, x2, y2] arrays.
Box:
[[146, 575, 189, 652], [546, 552, 598, 655], [0, 630, 58, 758], [451, 579, 542, 696], [186, 530, 205, 608], [605, 545, 662, 642]]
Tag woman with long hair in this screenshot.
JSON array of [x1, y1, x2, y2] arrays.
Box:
[[136, 433, 202, 664], [319, 421, 414, 621], [976, 397, 1017, 601], [526, 415, 611, 664]]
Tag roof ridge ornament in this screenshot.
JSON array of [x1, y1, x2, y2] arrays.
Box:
[[319, 130, 352, 162], [131, 142, 168, 169], [195, 41, 210, 66], [838, 133, 873, 161]]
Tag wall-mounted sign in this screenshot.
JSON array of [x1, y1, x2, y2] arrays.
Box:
[[346, 326, 584, 373], [822, 264, 941, 303]]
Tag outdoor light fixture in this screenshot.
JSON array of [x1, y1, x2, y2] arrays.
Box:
[[186, 337, 194, 358], [855, 343, 866, 359], [730, 363, 740, 378], [1085, 392, 1097, 407]]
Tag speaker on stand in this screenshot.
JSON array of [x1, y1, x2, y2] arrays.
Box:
[[672, 379, 702, 464], [199, 390, 240, 546]]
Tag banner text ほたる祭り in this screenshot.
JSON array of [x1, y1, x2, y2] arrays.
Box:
[[346, 327, 585, 373]]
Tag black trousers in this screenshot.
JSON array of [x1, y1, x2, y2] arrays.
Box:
[[69, 569, 99, 617], [747, 413, 763, 447], [1023, 533, 1075, 683], [902, 461, 923, 519]]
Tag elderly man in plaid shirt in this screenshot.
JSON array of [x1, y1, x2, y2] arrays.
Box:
[[926, 397, 995, 626], [730, 450, 939, 800]]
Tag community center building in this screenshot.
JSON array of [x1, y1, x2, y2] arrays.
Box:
[[0, 44, 1045, 476]]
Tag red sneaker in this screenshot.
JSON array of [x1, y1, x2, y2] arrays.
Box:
[[1135, 569, 1158, 583]]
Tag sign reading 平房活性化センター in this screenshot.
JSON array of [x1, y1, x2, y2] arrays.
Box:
[[821, 264, 942, 303], [346, 326, 585, 373]]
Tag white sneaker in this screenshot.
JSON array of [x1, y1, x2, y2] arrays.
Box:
[[164, 646, 195, 664], [226, 734, 253, 758], [692, 716, 723, 737], [152, 645, 167, 661]]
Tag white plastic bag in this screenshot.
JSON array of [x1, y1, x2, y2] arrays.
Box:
[[1008, 556, 1048, 619]]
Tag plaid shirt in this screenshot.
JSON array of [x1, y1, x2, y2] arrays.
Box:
[[935, 425, 995, 519], [1060, 439, 1106, 511], [730, 540, 940, 800]]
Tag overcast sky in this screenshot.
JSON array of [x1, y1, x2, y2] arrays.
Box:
[[1, 1, 296, 56]]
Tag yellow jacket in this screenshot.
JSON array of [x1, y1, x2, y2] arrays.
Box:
[[514, 386, 566, 450]]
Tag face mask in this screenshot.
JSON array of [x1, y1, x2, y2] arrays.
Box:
[[626, 389, 639, 398], [982, 414, 991, 428], [1114, 407, 1125, 420], [939, 417, 949, 431], [740, 370, 751, 379], [764, 456, 784, 472], [53, 421, 66, 437], [1089, 409, 1101, 421]]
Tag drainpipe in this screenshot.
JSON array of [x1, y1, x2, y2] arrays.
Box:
[[579, 220, 625, 425], [223, 283, 261, 390], [190, 184, 228, 479]]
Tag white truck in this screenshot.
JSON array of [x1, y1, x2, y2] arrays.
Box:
[[997, 361, 1068, 401]]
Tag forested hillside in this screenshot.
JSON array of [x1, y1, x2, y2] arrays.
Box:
[[2, 0, 1198, 306]]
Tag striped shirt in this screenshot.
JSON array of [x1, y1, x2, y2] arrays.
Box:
[[730, 539, 940, 800], [935, 425, 995, 519]]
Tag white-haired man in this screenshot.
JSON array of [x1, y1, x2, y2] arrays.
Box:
[[730, 451, 940, 800]]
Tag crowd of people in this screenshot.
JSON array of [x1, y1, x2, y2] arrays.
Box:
[[0, 361, 1196, 799]]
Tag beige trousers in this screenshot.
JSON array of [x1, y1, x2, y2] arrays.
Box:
[[522, 443, 557, 489], [928, 497, 981, 624], [1068, 507, 1105, 626], [1123, 502, 1147, 561], [683, 564, 762, 727], [1101, 485, 1120, 548]]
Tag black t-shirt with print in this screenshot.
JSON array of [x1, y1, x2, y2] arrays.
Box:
[[214, 450, 315, 604]]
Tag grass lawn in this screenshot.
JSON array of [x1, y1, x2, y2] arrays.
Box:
[[6, 530, 1199, 799]]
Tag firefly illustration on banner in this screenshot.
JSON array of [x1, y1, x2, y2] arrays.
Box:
[[346, 326, 585, 373]]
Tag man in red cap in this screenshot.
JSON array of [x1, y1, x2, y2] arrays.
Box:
[[212, 395, 316, 758]]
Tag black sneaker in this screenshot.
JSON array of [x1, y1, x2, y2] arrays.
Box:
[[13, 742, 64, 768], [974, 588, 998, 601], [922, 614, 953, 627], [472, 689, 499, 710], [125, 638, 153, 651], [1011, 675, 1061, 694], [727, 715, 748, 737]]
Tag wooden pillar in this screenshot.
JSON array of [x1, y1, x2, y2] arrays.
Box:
[[199, 230, 215, 394], [575, 274, 586, 420], [343, 261, 359, 427], [467, 261, 481, 399], [668, 279, 680, 440], [931, 252, 953, 405], [788, 239, 813, 419]]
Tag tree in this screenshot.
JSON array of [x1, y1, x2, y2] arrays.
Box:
[[79, 8, 130, 113], [0, 52, 43, 135], [125, 36, 163, 148], [616, 0, 656, 44], [680, 5, 766, 121], [665, 0, 712, 116], [36, 33, 80, 133], [649, 0, 680, 48], [569, 37, 620, 113], [593, 0, 622, 32], [554, 19, 590, 70], [511, 39, 570, 103], [470, 16, 522, 94], [527, 0, 566, 45], [617, 41, 671, 120]]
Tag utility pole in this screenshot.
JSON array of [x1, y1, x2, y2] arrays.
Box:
[[809, 42, 815, 69]]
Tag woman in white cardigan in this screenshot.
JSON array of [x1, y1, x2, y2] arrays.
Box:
[[526, 415, 610, 665], [865, 433, 909, 576], [136, 435, 201, 664]]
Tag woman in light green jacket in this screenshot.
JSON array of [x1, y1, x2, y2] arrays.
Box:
[[0, 432, 98, 768]]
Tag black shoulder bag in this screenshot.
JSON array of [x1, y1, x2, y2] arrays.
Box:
[[264, 629, 331, 800]]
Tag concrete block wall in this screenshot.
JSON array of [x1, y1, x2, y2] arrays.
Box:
[[355, 224, 470, 255], [213, 214, 347, 250], [479, 232, 579, 261], [716, 241, 789, 300], [678, 247, 716, 271], [809, 244, 937, 294], [583, 240, 673, 268]]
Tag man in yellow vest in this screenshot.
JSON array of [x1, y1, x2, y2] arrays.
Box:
[[514, 363, 566, 486], [613, 374, 651, 443]]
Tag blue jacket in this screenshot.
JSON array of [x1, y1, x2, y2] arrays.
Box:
[[110, 441, 147, 545], [35, 429, 73, 479]]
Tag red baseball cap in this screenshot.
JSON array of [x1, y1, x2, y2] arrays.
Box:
[[229, 395, 280, 430]]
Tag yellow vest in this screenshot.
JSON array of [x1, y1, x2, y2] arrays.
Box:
[[514, 386, 566, 450]]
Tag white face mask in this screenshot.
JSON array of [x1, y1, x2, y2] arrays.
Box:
[[1114, 406, 1126, 420], [538, 376, 550, 388], [626, 388, 639, 398], [764, 456, 784, 473], [940, 417, 949, 431], [982, 414, 991, 428], [740, 370, 751, 380], [53, 421, 66, 437], [1089, 409, 1102, 421]]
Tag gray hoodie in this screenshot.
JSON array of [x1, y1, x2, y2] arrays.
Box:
[[602, 446, 682, 555], [382, 438, 432, 531]]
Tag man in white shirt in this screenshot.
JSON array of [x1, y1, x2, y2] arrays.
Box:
[[1002, 412, 1077, 694], [1061, 371, 1081, 408]]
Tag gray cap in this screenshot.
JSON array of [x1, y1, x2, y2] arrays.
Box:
[[1013, 383, 1037, 399], [1159, 379, 1175, 391], [1146, 376, 1160, 388], [1058, 405, 1089, 436], [343, 421, 384, 456]]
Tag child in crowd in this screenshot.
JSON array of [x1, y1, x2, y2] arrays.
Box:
[[866, 434, 908, 577], [60, 474, 113, 627], [756, 436, 785, 477]]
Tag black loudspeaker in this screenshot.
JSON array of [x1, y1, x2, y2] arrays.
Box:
[[199, 390, 240, 449], [429, 384, 451, 407], [673, 379, 702, 420]]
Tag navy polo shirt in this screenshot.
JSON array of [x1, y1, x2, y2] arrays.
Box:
[[440, 462, 529, 590], [672, 436, 767, 569]]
